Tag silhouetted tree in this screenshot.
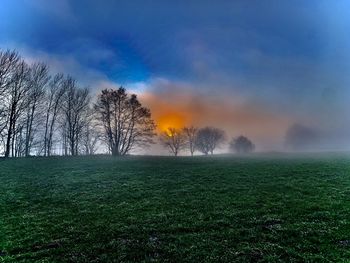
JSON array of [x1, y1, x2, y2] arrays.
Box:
[[94, 87, 156, 156], [24, 63, 50, 157], [0, 49, 102, 157], [61, 77, 90, 156], [43, 73, 66, 156], [183, 126, 197, 156], [230, 135, 255, 154], [285, 123, 319, 151], [0, 50, 20, 92], [3, 60, 31, 157], [195, 127, 225, 155], [81, 108, 101, 155], [0, 50, 21, 155], [159, 127, 186, 156]]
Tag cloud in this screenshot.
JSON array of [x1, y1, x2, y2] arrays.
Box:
[[0, 42, 110, 88], [26, 0, 77, 23]]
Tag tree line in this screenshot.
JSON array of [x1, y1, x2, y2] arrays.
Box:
[[0, 49, 255, 158], [0, 49, 158, 157], [159, 126, 255, 156]]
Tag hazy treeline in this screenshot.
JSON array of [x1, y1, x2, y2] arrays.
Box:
[[0, 49, 157, 158], [159, 126, 255, 156]]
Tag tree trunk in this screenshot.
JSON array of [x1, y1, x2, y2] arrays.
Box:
[[112, 146, 119, 156], [43, 107, 51, 156], [11, 126, 15, 157], [25, 106, 35, 157], [5, 111, 15, 158], [4, 125, 12, 158], [70, 140, 75, 156]]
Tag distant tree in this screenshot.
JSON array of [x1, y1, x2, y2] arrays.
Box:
[[183, 126, 197, 156], [195, 127, 225, 155], [159, 127, 187, 156], [285, 123, 319, 151], [230, 135, 255, 154], [94, 87, 156, 156], [61, 77, 90, 156]]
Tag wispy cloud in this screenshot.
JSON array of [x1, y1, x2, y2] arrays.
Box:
[[26, 0, 77, 23]]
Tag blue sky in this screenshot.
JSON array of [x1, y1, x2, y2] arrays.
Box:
[[1, 0, 350, 150]]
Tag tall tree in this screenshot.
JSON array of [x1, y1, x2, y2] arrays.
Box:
[[4, 60, 31, 157], [43, 73, 66, 156], [61, 77, 90, 156], [81, 108, 101, 155], [195, 127, 225, 155], [0, 50, 20, 145], [94, 87, 156, 156], [159, 127, 186, 156], [24, 63, 50, 157], [183, 126, 198, 156]]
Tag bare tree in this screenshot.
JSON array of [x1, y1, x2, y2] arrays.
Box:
[[230, 135, 255, 154], [24, 63, 50, 157], [94, 87, 156, 156], [14, 123, 25, 157], [61, 77, 90, 156], [0, 50, 20, 148], [195, 127, 225, 155], [61, 121, 68, 156], [43, 73, 66, 156], [81, 108, 101, 155], [3, 60, 31, 157], [0, 50, 20, 97], [159, 127, 186, 156], [183, 126, 197, 156]]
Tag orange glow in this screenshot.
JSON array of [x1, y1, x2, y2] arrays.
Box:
[[139, 88, 292, 149], [139, 92, 192, 133], [157, 112, 186, 132]]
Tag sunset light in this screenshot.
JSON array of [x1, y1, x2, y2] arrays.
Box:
[[156, 113, 186, 132]]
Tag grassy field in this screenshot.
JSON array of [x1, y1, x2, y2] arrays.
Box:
[[1, 154, 350, 262]]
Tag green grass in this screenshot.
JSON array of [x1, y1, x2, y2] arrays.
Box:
[[1, 154, 350, 262]]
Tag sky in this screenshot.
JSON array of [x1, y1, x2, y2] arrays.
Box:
[[1, 0, 350, 152]]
